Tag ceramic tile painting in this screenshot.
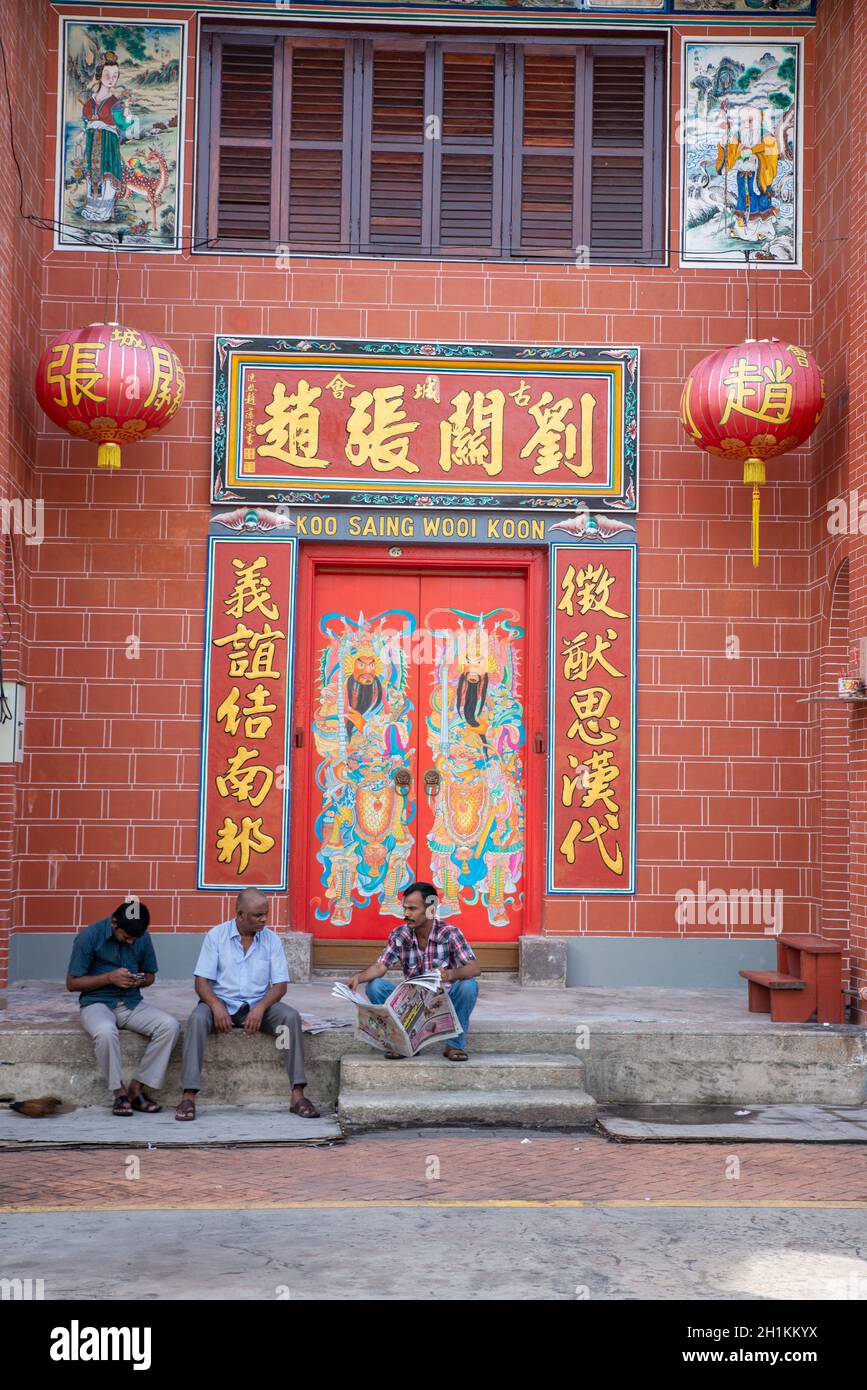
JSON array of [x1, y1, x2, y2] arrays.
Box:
[[55, 18, 185, 251], [680, 40, 802, 268]]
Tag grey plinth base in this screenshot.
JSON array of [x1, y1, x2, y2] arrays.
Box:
[[281, 931, 312, 983], [519, 936, 568, 988]]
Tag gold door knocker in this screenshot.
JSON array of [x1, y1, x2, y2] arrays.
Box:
[[393, 767, 411, 821], [424, 768, 441, 803]]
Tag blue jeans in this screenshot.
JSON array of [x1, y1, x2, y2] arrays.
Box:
[[365, 976, 479, 1050]]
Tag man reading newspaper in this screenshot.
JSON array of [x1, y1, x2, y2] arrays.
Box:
[[346, 882, 480, 1060]]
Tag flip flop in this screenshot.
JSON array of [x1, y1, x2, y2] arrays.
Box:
[[443, 1047, 469, 1061], [174, 1097, 196, 1121]]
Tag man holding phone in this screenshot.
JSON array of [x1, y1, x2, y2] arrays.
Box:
[[66, 900, 180, 1115]]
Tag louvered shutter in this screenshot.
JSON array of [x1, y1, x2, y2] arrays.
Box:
[[360, 42, 433, 253], [206, 35, 282, 246], [511, 48, 586, 259], [587, 46, 661, 264], [279, 41, 353, 251], [198, 25, 665, 264], [432, 46, 504, 257]]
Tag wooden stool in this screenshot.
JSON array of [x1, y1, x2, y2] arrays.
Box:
[[739, 933, 844, 1024]]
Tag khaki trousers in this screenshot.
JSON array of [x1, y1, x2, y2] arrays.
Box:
[[80, 1001, 181, 1093]]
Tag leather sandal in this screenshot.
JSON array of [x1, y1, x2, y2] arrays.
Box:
[[289, 1095, 321, 1118], [174, 1097, 196, 1121], [130, 1091, 162, 1113]]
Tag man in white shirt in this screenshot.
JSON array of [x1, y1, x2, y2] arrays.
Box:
[[175, 888, 319, 1120]]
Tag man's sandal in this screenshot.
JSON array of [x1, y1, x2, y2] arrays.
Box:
[[174, 1097, 196, 1121], [443, 1047, 469, 1061], [289, 1096, 321, 1118], [112, 1093, 133, 1116], [130, 1092, 162, 1113]]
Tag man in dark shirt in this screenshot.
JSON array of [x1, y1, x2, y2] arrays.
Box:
[[347, 881, 481, 1060], [66, 900, 180, 1115]]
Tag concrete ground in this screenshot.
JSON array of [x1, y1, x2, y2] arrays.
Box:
[[0, 1103, 342, 1147], [1, 1131, 865, 1300]]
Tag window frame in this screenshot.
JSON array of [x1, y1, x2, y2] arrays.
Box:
[[195, 23, 667, 265]]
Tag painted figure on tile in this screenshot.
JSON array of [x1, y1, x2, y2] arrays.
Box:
[[80, 51, 137, 222], [716, 126, 780, 242], [425, 612, 525, 929], [312, 613, 415, 927]]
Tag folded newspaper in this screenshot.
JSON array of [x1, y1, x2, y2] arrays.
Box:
[[331, 971, 461, 1057]]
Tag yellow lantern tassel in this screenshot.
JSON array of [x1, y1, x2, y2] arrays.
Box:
[[97, 442, 121, 471], [743, 456, 765, 567]]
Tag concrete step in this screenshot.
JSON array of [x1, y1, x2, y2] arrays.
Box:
[[338, 1086, 597, 1129], [341, 1051, 586, 1092]]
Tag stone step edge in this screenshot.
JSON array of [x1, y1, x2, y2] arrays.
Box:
[[338, 1087, 598, 1126], [341, 1051, 586, 1069]]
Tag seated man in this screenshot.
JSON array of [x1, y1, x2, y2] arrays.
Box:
[[175, 887, 320, 1121], [66, 900, 180, 1115], [347, 881, 481, 1060]]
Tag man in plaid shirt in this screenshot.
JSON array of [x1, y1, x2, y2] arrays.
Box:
[[347, 881, 480, 1059]]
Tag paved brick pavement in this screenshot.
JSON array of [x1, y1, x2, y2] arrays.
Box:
[[1, 1130, 866, 1210]]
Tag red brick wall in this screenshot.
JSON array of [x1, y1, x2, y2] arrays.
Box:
[[811, 0, 863, 1016], [12, 5, 844, 971], [0, 0, 52, 985]]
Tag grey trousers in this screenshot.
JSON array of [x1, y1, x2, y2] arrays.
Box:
[[180, 1000, 308, 1092], [80, 1001, 181, 1093]]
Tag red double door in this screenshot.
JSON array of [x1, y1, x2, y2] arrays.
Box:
[[292, 552, 532, 945]]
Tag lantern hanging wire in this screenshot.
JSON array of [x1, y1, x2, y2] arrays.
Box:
[[742, 251, 763, 567]]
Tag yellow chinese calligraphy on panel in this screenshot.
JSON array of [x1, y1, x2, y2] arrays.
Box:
[[215, 815, 275, 874], [213, 622, 285, 680], [224, 556, 279, 621], [558, 563, 627, 620], [256, 379, 329, 468], [438, 389, 505, 477], [345, 385, 420, 474]]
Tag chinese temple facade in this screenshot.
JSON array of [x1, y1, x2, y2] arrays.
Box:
[[0, 0, 864, 1005]]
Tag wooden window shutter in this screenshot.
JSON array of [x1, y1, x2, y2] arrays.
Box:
[[278, 40, 353, 251], [360, 41, 434, 253], [207, 35, 282, 246], [511, 47, 587, 260], [586, 45, 661, 264], [431, 46, 504, 257]]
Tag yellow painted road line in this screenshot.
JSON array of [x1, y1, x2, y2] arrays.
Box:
[[1, 1198, 866, 1214]]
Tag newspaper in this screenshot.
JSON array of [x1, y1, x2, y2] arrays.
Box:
[[331, 971, 461, 1057], [299, 1014, 352, 1035]]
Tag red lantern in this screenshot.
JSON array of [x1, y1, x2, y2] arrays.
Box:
[[36, 322, 185, 471], [680, 338, 825, 566]]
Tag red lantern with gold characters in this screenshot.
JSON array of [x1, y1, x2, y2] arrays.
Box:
[[35, 322, 185, 471], [679, 338, 825, 566]]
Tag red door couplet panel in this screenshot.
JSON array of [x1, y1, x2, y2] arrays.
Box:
[[298, 557, 528, 943]]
